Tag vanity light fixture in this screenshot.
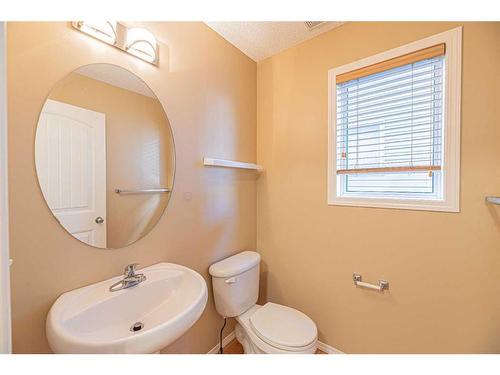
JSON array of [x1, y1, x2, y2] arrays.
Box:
[[72, 21, 159, 66], [72, 21, 118, 45], [125, 27, 159, 65]]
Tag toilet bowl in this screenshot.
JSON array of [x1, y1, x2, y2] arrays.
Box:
[[235, 304, 317, 354], [209, 251, 318, 354]]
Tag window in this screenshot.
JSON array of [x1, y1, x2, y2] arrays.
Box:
[[328, 28, 462, 212]]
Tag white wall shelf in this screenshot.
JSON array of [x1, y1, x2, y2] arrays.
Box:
[[203, 157, 263, 171]]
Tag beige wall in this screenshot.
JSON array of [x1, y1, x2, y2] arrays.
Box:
[[8, 22, 256, 353], [257, 22, 500, 353], [49, 72, 174, 248]]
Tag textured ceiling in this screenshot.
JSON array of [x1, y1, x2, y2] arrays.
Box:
[[205, 22, 344, 62]]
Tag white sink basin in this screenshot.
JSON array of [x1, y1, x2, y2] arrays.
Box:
[[46, 263, 208, 353]]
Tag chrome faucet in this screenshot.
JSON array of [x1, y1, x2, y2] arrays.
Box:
[[109, 263, 146, 292]]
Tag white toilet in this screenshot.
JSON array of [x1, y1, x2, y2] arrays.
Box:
[[209, 251, 317, 354]]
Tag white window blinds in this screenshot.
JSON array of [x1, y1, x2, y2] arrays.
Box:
[[336, 46, 445, 176]]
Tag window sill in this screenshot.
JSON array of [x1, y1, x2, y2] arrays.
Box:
[[328, 196, 459, 213]]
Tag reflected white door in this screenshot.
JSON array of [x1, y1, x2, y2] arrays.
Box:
[[35, 99, 107, 247]]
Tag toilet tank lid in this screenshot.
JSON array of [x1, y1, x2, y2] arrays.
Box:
[[209, 251, 261, 277]]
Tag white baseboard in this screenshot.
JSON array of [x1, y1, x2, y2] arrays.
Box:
[[207, 331, 236, 354], [207, 330, 344, 354], [317, 340, 344, 354]]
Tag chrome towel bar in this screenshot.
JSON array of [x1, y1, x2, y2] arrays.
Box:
[[115, 188, 170, 194], [486, 196, 500, 205], [353, 273, 389, 291]]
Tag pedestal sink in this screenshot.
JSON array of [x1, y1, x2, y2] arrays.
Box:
[[46, 263, 208, 353]]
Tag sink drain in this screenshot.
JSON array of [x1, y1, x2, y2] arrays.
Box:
[[130, 322, 144, 332]]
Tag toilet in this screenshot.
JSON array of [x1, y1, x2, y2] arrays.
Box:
[[209, 251, 317, 354]]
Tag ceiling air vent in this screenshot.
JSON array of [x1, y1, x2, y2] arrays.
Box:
[[304, 21, 325, 31]]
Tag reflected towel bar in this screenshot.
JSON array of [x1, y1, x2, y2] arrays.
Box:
[[353, 273, 389, 291], [486, 196, 500, 205], [115, 188, 170, 194]]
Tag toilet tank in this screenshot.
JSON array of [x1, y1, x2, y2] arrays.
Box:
[[209, 251, 261, 318]]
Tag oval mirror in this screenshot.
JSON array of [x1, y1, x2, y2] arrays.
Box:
[[35, 64, 175, 249]]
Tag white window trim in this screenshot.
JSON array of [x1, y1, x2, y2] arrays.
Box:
[[328, 27, 462, 212]]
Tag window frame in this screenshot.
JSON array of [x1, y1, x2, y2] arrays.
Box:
[[328, 27, 462, 212]]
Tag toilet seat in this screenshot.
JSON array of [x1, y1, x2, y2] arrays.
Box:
[[249, 303, 317, 352]]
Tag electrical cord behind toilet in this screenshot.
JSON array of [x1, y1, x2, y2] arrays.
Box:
[[218, 318, 227, 354]]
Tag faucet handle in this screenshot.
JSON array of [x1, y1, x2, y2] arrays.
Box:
[[124, 263, 139, 277]]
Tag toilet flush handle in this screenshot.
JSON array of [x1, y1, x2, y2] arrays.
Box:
[[225, 277, 236, 284]]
